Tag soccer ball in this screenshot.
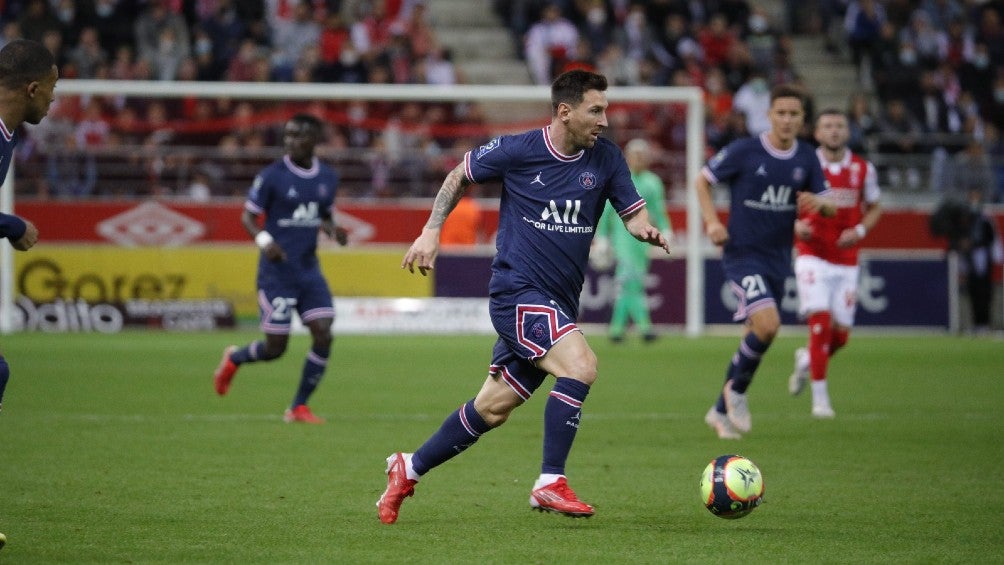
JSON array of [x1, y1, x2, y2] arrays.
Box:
[[699, 454, 765, 519]]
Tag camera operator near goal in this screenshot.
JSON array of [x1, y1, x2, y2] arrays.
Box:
[[789, 108, 882, 419]]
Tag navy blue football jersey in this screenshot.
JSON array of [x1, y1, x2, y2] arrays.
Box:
[[245, 155, 338, 273], [0, 119, 26, 241], [466, 127, 644, 316], [703, 132, 827, 265]]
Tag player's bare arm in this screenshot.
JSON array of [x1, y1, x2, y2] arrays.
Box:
[[695, 174, 728, 246], [402, 162, 472, 275], [837, 201, 882, 248], [11, 220, 38, 251], [242, 208, 286, 263], [797, 191, 837, 218], [622, 208, 670, 254], [320, 217, 349, 246]]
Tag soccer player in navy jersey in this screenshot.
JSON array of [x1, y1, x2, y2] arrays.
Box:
[[0, 39, 58, 414], [696, 84, 836, 440], [377, 70, 670, 524], [213, 113, 348, 424]]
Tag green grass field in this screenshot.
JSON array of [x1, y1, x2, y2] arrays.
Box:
[[1, 330, 1002, 563]]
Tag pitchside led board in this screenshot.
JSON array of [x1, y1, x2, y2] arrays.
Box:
[[434, 254, 951, 328]]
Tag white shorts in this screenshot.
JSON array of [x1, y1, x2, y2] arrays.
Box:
[[794, 254, 860, 327]]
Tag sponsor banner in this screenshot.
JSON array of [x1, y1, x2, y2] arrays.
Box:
[[13, 298, 234, 333], [332, 297, 493, 334], [13, 200, 999, 249], [14, 247, 432, 318], [703, 256, 950, 327], [433, 254, 687, 324]]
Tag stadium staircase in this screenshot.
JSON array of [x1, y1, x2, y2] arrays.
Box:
[[426, 0, 532, 86], [789, 35, 861, 112]]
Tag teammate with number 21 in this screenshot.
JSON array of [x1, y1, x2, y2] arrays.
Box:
[[697, 84, 835, 440], [378, 70, 670, 524]]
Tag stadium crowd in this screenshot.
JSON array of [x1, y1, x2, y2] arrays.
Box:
[[0, 0, 1001, 202]]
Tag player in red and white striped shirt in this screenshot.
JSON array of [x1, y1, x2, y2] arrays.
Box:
[[790, 109, 882, 418]]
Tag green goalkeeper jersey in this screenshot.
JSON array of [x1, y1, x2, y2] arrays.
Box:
[[596, 169, 671, 267]]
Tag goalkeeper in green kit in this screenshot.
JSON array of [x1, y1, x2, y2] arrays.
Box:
[[593, 138, 673, 342]]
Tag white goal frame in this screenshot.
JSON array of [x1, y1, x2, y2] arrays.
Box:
[[2, 80, 707, 336]]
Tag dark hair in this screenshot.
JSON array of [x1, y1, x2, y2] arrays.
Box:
[[769, 83, 806, 106], [551, 70, 608, 114], [289, 113, 323, 131], [0, 39, 55, 90], [814, 107, 846, 125]]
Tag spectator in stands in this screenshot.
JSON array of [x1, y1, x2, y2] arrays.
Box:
[[66, 26, 107, 79], [68, 98, 109, 197], [613, 4, 661, 85], [524, 2, 579, 85], [17, 0, 61, 44], [745, 6, 779, 75], [732, 69, 772, 135], [0, 22, 23, 49], [846, 91, 878, 154], [918, 0, 965, 33], [134, 0, 190, 75], [53, 0, 83, 45], [269, 0, 320, 81], [698, 13, 736, 69], [399, 1, 436, 62], [958, 42, 995, 119], [704, 68, 734, 126], [875, 97, 924, 188], [423, 46, 459, 86], [898, 9, 946, 70], [844, 0, 886, 82], [975, 6, 1004, 67], [318, 10, 350, 70], [577, 0, 615, 59], [225, 38, 263, 81], [149, 26, 188, 80], [657, 12, 700, 66], [941, 16, 972, 70], [77, 0, 135, 56], [873, 33, 923, 102], [349, 0, 394, 64], [199, 0, 247, 76]]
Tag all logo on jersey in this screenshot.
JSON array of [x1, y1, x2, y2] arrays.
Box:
[[475, 137, 500, 159], [578, 171, 597, 190]]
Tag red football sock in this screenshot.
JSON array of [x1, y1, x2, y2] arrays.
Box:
[[807, 312, 832, 381], [830, 327, 849, 357]]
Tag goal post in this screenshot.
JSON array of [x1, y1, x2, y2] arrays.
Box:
[[3, 80, 707, 336]]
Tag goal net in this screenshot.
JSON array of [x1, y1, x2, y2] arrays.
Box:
[[2, 80, 706, 335]]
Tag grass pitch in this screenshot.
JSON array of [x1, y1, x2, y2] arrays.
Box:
[[1, 330, 1002, 563]]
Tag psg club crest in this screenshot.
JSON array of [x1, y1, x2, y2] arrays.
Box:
[[476, 137, 500, 159], [791, 167, 805, 183], [578, 171, 597, 190], [532, 323, 546, 339]]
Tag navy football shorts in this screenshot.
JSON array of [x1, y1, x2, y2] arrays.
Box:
[[487, 288, 580, 400]]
